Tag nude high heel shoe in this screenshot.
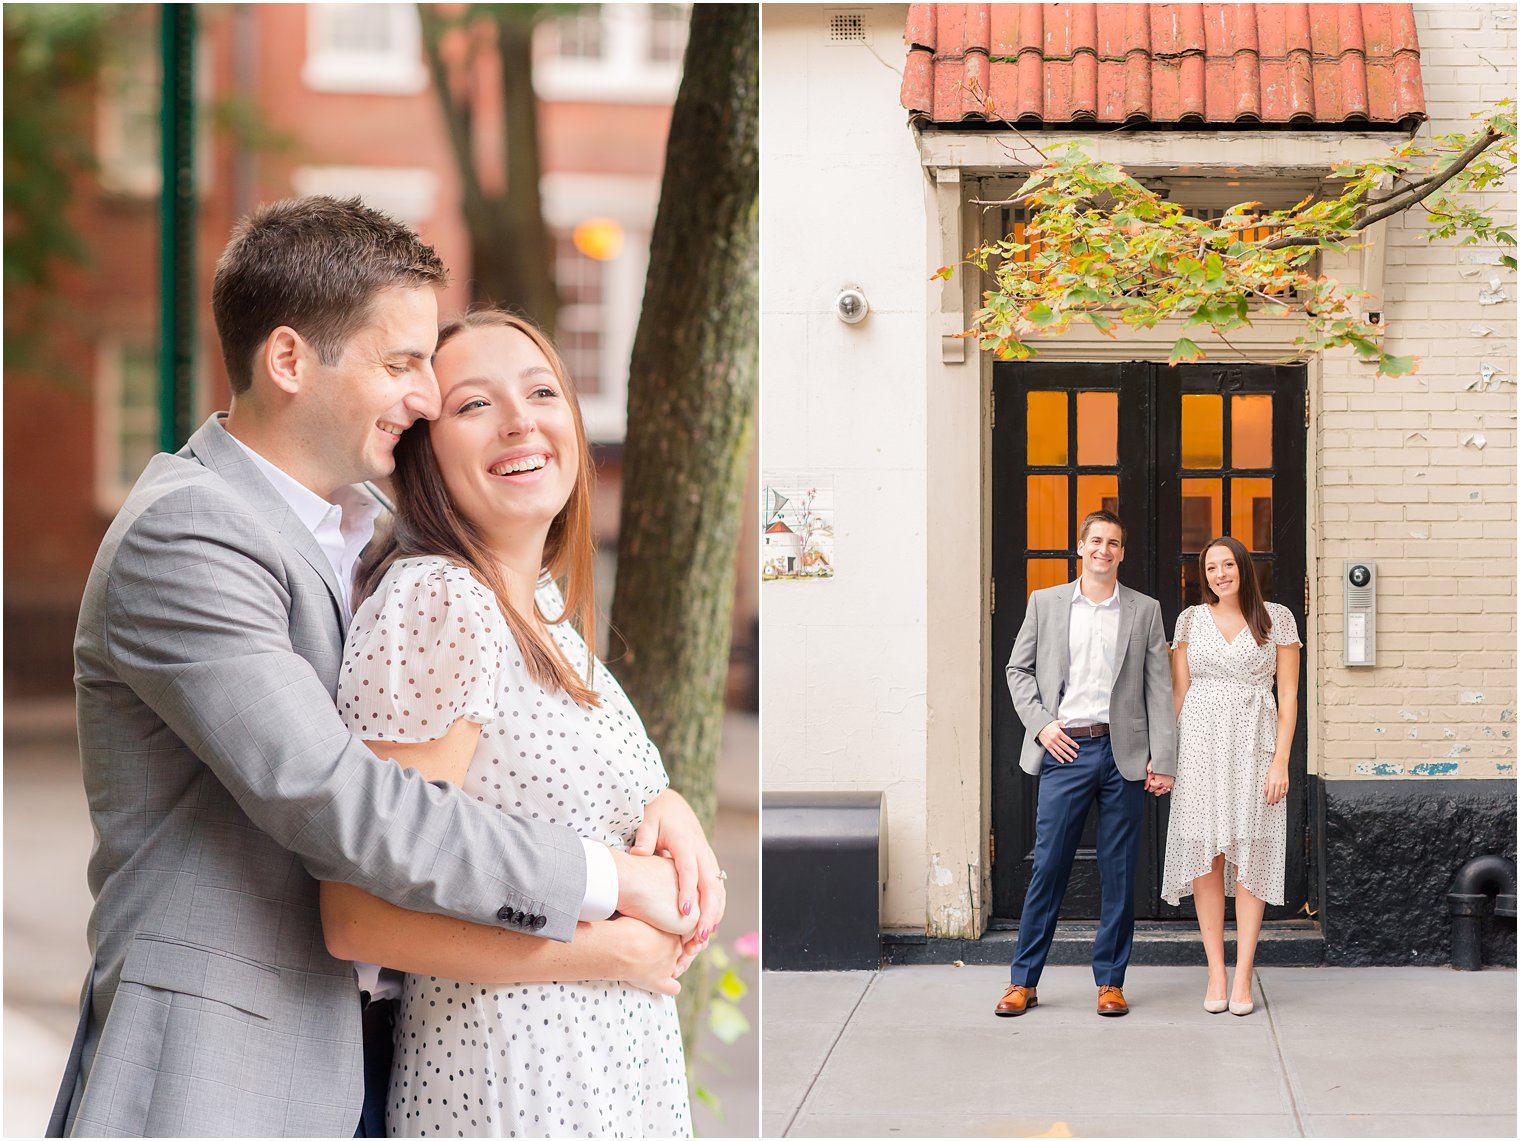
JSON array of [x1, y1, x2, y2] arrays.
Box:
[[1204, 997, 1229, 1014]]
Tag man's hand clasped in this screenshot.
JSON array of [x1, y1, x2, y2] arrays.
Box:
[[612, 788, 727, 978], [1144, 758, 1174, 797]]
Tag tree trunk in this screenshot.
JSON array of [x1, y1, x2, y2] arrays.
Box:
[[419, 4, 558, 334], [480, 12, 558, 335], [607, 2, 758, 1051]]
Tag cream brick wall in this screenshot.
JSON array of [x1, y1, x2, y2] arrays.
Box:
[[758, 4, 931, 927], [1313, 4, 1516, 780]]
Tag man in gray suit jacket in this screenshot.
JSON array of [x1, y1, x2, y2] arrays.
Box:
[[995, 511, 1176, 1019], [49, 197, 711, 1137]]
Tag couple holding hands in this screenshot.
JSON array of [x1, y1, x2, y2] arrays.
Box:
[[49, 197, 715, 1138], [997, 511, 1301, 1020]]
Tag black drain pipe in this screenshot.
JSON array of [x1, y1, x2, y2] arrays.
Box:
[[1448, 855, 1517, 970]]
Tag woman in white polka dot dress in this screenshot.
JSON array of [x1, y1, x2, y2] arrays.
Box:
[[1162, 535, 1301, 1018], [322, 311, 697, 1137]]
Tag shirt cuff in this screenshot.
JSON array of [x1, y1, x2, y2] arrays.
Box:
[[578, 840, 618, 921]]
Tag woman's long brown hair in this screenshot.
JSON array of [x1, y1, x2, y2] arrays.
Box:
[[1199, 534, 1271, 646], [356, 310, 601, 707]]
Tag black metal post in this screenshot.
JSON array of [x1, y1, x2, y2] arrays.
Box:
[[159, 4, 196, 453]]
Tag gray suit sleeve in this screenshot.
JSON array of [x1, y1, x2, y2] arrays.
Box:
[[1142, 601, 1178, 776], [103, 490, 586, 940], [1006, 590, 1056, 740]]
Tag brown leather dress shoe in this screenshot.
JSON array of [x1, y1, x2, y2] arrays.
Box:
[[994, 984, 1037, 1016], [1096, 985, 1129, 1016]]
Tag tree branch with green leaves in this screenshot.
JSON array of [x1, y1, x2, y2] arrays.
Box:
[[940, 102, 1515, 377]]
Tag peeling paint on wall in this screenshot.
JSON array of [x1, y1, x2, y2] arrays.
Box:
[[1355, 761, 1404, 775], [1399, 709, 1420, 722], [1498, 764, 1514, 774], [1413, 761, 1462, 775], [1459, 691, 1486, 704], [929, 853, 954, 887]]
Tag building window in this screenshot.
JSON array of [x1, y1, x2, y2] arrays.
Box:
[[541, 173, 662, 443], [303, 4, 427, 95], [95, 341, 162, 511], [536, 4, 690, 103], [290, 166, 439, 226], [554, 230, 607, 398], [552, 10, 605, 61], [646, 4, 689, 64], [96, 17, 213, 197]]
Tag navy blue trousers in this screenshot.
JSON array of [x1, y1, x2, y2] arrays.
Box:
[[1009, 734, 1146, 988], [354, 997, 396, 1138]]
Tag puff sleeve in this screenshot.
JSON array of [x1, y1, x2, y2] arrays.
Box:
[[1171, 605, 1193, 649], [1267, 601, 1302, 647], [338, 559, 510, 743]]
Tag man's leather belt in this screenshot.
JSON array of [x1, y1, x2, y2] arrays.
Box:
[[1066, 723, 1110, 739]]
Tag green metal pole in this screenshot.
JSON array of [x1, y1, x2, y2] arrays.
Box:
[[158, 4, 196, 453]]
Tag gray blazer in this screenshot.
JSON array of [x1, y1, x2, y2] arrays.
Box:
[[49, 416, 586, 1138], [1005, 580, 1177, 782]]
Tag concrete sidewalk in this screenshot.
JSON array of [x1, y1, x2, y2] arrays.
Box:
[[763, 963, 1516, 1138]]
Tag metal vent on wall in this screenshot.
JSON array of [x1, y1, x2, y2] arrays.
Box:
[[828, 12, 867, 42]]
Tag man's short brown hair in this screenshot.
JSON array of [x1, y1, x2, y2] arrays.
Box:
[[210, 196, 448, 394], [1079, 509, 1127, 545]]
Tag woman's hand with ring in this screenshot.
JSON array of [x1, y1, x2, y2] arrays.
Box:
[[1265, 760, 1289, 805]]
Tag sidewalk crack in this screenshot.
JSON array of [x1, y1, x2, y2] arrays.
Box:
[[1259, 970, 1308, 1137], [783, 972, 880, 1136]]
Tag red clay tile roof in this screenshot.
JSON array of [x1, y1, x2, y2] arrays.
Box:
[[902, 4, 1427, 128]]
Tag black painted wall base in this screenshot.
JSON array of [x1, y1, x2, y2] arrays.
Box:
[[884, 920, 1325, 967], [1321, 778, 1516, 967]]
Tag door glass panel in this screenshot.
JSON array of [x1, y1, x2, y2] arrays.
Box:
[[1027, 392, 1068, 465], [1181, 561, 1202, 609], [1181, 394, 1223, 468], [1232, 477, 1274, 551], [1027, 475, 1068, 549], [1027, 558, 1070, 594], [1076, 474, 1118, 525], [1232, 395, 1273, 468], [1254, 559, 1275, 603], [1181, 477, 1222, 551], [1076, 391, 1117, 465]]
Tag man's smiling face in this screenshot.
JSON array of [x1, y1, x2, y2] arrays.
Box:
[[1077, 520, 1125, 583], [302, 285, 441, 491]]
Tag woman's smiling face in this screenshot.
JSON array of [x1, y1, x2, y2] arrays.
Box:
[[1204, 543, 1240, 600], [427, 323, 580, 549]]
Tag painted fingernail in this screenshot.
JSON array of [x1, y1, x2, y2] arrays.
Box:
[[681, 901, 693, 916]]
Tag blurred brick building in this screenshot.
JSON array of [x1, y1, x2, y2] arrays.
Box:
[[5, 2, 757, 697]]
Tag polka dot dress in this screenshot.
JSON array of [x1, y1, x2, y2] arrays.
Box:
[[1161, 601, 1301, 907], [338, 557, 690, 1138]]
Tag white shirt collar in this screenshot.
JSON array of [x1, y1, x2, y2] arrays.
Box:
[[1073, 576, 1121, 609], [228, 432, 340, 532], [225, 432, 383, 609]]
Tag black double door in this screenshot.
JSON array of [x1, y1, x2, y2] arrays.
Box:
[[990, 361, 1309, 925]]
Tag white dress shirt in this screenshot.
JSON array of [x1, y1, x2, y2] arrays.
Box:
[[225, 429, 617, 996], [1057, 577, 1122, 727]]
